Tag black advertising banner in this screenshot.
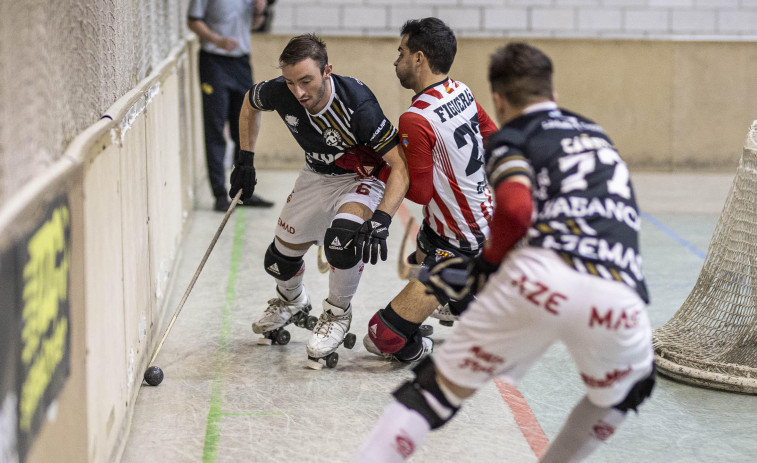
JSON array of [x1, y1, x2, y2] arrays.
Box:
[[1, 248, 20, 463], [14, 196, 72, 462]]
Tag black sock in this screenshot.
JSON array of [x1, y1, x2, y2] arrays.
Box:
[[381, 304, 423, 361]]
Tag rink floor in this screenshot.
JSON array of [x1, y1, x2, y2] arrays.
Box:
[[121, 169, 756, 463]]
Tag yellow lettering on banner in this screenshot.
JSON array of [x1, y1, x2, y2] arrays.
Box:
[[19, 319, 67, 431], [18, 205, 70, 432]]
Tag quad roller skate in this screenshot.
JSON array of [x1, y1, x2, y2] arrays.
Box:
[[306, 300, 357, 370], [430, 304, 459, 327], [253, 288, 318, 346]]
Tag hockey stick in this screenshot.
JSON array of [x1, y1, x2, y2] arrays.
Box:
[[145, 189, 243, 377], [397, 216, 420, 280], [316, 246, 330, 273]]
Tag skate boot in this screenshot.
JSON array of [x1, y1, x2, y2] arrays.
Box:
[[306, 300, 357, 370], [363, 334, 434, 362], [430, 303, 459, 327], [252, 288, 318, 346]]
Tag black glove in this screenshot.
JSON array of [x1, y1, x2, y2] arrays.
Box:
[[355, 210, 392, 265], [424, 255, 499, 303], [230, 150, 257, 201]]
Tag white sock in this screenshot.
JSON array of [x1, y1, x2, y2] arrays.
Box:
[[328, 260, 363, 309], [352, 401, 431, 463], [540, 396, 626, 463]]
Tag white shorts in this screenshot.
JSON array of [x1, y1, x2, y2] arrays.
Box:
[[274, 167, 385, 246], [434, 247, 654, 408]]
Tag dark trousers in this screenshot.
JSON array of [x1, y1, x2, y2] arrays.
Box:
[[199, 51, 253, 199]]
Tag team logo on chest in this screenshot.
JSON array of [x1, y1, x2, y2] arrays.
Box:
[[323, 128, 342, 147], [285, 114, 299, 133]]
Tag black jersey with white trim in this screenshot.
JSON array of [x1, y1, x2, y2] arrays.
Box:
[[249, 74, 399, 175], [485, 106, 649, 303]]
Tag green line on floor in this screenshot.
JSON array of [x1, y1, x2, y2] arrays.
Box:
[[220, 412, 286, 416], [202, 209, 246, 463]]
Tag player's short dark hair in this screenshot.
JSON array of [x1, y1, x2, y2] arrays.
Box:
[[279, 33, 328, 73], [488, 42, 553, 107], [400, 18, 457, 75]]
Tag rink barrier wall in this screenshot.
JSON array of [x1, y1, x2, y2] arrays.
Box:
[[0, 38, 206, 463], [250, 35, 757, 172]]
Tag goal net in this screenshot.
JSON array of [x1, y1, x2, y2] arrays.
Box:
[[653, 120, 757, 394]]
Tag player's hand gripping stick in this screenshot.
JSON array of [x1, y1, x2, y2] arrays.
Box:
[[230, 149, 257, 201]]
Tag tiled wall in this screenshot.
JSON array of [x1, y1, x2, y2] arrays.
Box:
[[269, 0, 757, 39]]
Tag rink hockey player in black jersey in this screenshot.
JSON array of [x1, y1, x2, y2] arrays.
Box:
[[230, 34, 409, 369], [354, 42, 655, 462]]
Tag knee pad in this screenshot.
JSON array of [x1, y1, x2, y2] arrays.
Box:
[[392, 357, 459, 430], [367, 311, 407, 354], [323, 219, 361, 270], [613, 363, 656, 413], [263, 241, 305, 280]]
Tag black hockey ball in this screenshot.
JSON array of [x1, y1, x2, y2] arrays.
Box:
[[144, 366, 164, 386]]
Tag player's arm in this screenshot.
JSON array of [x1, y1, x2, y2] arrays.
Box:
[[480, 140, 534, 264], [476, 102, 499, 145], [481, 174, 532, 264], [229, 90, 263, 200], [374, 144, 409, 217], [239, 91, 262, 152], [399, 112, 434, 205], [187, 18, 239, 53]]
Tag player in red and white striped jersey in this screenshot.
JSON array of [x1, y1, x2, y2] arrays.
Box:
[[362, 18, 498, 363]]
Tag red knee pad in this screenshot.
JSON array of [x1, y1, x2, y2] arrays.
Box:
[[368, 312, 407, 354]]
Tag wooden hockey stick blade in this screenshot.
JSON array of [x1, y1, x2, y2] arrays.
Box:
[[316, 246, 330, 273], [397, 216, 418, 280]]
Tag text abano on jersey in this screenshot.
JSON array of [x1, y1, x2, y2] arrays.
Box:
[[538, 196, 640, 231]]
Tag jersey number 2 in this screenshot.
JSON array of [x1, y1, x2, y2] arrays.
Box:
[[454, 115, 483, 176]]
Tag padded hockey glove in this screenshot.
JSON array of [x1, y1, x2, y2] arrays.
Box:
[[229, 150, 257, 201], [425, 255, 499, 303], [355, 210, 392, 265]]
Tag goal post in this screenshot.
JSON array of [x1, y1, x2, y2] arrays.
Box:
[[653, 120, 757, 394]]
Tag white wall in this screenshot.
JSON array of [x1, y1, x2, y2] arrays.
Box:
[[269, 0, 757, 39]]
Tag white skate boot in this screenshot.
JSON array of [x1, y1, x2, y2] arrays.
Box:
[[430, 303, 459, 326], [252, 288, 316, 345], [363, 334, 433, 362], [306, 299, 357, 370]]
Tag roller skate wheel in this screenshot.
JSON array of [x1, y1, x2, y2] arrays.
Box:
[[307, 358, 323, 370], [419, 324, 434, 337], [440, 320, 454, 327], [276, 330, 291, 345], [305, 315, 318, 331], [257, 337, 273, 346], [294, 316, 305, 328], [343, 333, 356, 349], [325, 352, 339, 368]]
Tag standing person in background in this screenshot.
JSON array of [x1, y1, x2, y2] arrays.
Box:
[[361, 18, 498, 363], [354, 41, 655, 462], [188, 0, 274, 211]]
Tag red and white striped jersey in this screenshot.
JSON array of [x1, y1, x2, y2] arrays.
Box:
[[400, 78, 498, 252]]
